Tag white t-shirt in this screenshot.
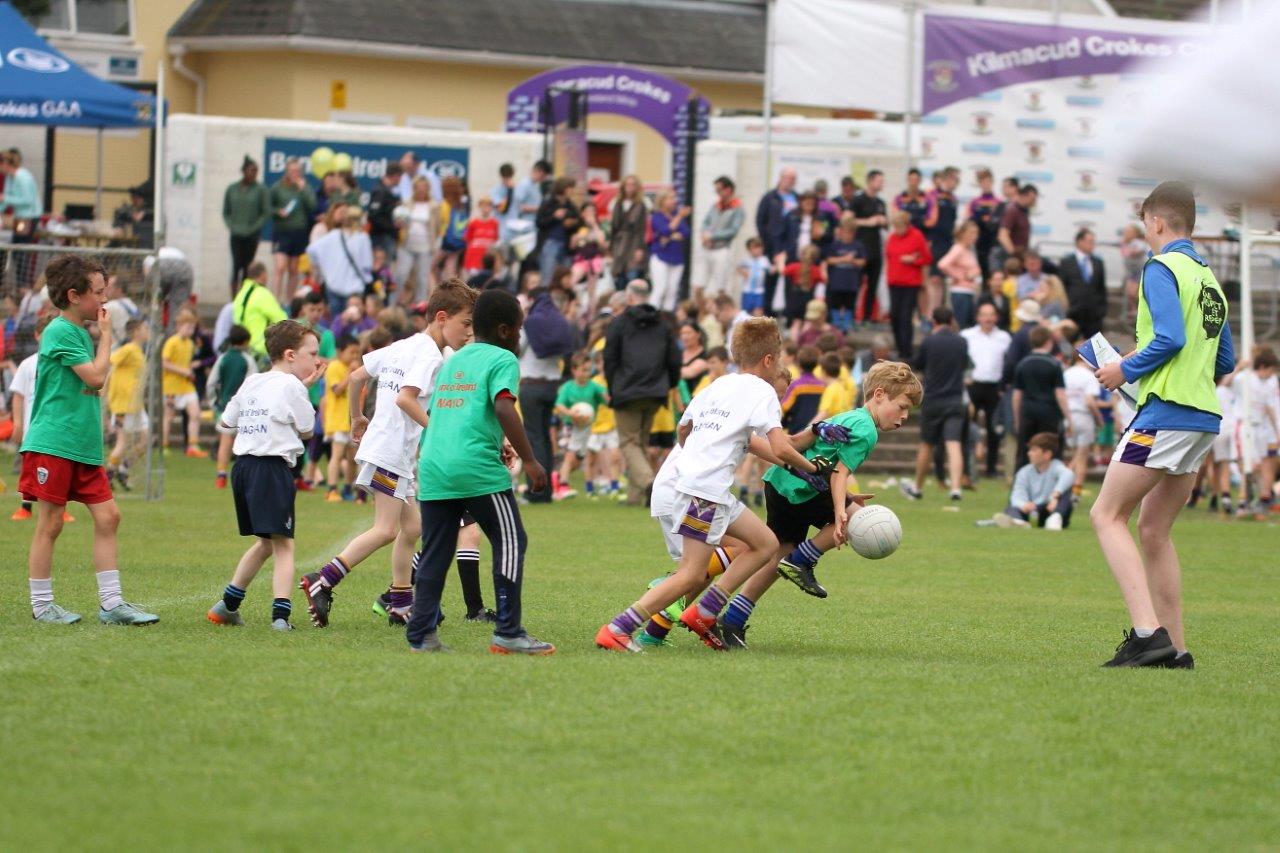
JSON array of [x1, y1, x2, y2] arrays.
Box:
[[1236, 371, 1278, 425], [960, 326, 1012, 384], [218, 371, 316, 466], [1217, 383, 1236, 431], [1064, 364, 1101, 417], [674, 372, 782, 504], [355, 333, 444, 477], [10, 352, 38, 432], [403, 201, 436, 253]]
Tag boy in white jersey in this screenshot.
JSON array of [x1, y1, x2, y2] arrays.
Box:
[[299, 280, 477, 627], [207, 320, 324, 630], [597, 318, 824, 652], [1063, 352, 1103, 498], [1236, 347, 1279, 515]]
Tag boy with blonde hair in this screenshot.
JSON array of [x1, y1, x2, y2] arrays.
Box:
[[322, 334, 361, 502], [596, 318, 826, 652], [161, 308, 207, 457]]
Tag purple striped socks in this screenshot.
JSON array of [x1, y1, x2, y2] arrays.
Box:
[[318, 557, 349, 588], [695, 583, 730, 619], [610, 606, 648, 637]]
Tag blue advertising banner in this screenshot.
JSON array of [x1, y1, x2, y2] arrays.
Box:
[[262, 137, 469, 203]]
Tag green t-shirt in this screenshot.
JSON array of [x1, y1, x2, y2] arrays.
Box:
[[20, 316, 104, 465], [418, 342, 521, 500], [762, 407, 878, 504], [306, 325, 336, 406], [555, 379, 608, 412]]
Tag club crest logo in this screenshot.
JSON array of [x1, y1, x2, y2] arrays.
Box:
[[1198, 282, 1226, 339], [37, 466, 49, 485], [1023, 140, 1046, 164], [1024, 89, 1045, 112], [285, 516, 293, 531], [454, 371, 464, 380], [970, 111, 993, 136], [926, 61, 960, 93]]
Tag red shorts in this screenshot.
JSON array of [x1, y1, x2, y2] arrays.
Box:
[[19, 452, 114, 506]]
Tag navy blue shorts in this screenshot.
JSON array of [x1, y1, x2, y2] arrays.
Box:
[[231, 455, 297, 538], [272, 228, 309, 258], [741, 292, 764, 314]]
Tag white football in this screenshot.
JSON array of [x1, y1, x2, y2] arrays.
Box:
[[846, 504, 902, 560], [569, 402, 595, 425]]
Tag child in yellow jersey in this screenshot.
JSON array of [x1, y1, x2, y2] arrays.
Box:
[[815, 351, 855, 421], [107, 318, 151, 488], [691, 346, 729, 397], [161, 308, 207, 457], [323, 334, 361, 502], [586, 350, 622, 498], [647, 391, 678, 473]]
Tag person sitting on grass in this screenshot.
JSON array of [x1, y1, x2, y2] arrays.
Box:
[[980, 432, 1075, 529]]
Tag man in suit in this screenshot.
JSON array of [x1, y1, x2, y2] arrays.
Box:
[[755, 167, 797, 316], [1060, 228, 1108, 339]]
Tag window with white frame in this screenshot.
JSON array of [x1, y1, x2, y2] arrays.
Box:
[[24, 0, 132, 38]]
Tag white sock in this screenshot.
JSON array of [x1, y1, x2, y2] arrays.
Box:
[[1134, 626, 1156, 639], [30, 578, 53, 618], [96, 570, 124, 611]]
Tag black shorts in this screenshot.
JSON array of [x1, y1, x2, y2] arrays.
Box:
[[272, 228, 309, 258], [460, 511, 476, 528], [826, 287, 858, 311], [764, 482, 836, 547], [231, 455, 297, 539], [649, 431, 675, 450], [920, 399, 967, 445]]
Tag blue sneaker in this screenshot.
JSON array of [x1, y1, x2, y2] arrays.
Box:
[[99, 602, 159, 626], [34, 603, 81, 624]]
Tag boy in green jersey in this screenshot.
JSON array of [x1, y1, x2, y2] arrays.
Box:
[[553, 351, 609, 497], [18, 254, 159, 626], [718, 361, 921, 649], [405, 289, 554, 655]]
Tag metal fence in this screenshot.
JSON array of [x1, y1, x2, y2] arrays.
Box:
[[2, 242, 166, 500]]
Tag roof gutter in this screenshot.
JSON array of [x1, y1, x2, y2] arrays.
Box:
[[167, 35, 763, 85], [169, 44, 205, 113]]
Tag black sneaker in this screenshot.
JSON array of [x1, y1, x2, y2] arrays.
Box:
[[372, 592, 392, 618], [719, 621, 749, 650], [299, 572, 333, 628], [776, 559, 828, 598], [898, 481, 922, 501], [1160, 651, 1195, 670], [465, 608, 498, 624], [1101, 627, 1176, 668], [387, 608, 410, 627]]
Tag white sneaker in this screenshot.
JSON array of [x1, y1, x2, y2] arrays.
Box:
[[1044, 512, 1064, 531]]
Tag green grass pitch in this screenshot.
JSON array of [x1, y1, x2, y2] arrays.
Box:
[[1, 452, 1278, 849]]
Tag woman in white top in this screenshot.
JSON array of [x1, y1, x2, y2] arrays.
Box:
[[395, 177, 438, 305], [307, 207, 373, 316]]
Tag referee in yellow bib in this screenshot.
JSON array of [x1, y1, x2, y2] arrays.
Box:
[[1091, 182, 1234, 669]]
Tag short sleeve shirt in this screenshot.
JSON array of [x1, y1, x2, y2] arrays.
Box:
[[219, 370, 316, 466], [556, 379, 608, 413], [852, 193, 886, 252], [826, 238, 865, 293], [21, 316, 103, 465], [418, 342, 521, 500], [1064, 365, 1101, 417], [673, 373, 783, 504], [323, 359, 351, 434], [161, 334, 195, 396], [1014, 353, 1066, 421], [107, 342, 145, 415], [762, 407, 879, 503], [10, 352, 37, 432], [356, 334, 444, 477]]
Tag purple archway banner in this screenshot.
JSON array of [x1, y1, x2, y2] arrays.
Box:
[[922, 14, 1211, 114], [505, 64, 709, 199]]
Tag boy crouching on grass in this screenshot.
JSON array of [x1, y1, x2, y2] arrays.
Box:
[[18, 254, 158, 625], [596, 318, 825, 652], [977, 432, 1075, 529], [207, 320, 324, 630]]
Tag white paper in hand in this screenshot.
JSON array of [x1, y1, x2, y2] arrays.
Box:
[[1076, 333, 1141, 408]]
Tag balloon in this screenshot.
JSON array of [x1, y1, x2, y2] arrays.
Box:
[[309, 146, 335, 178], [332, 152, 353, 174]]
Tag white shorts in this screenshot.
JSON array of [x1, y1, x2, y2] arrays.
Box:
[[1247, 421, 1278, 461], [354, 461, 416, 502], [668, 491, 746, 548], [115, 410, 150, 432], [1211, 426, 1237, 462], [586, 430, 619, 453], [566, 426, 590, 456], [1068, 413, 1096, 450], [1112, 428, 1215, 476], [166, 392, 198, 410], [655, 513, 684, 560], [329, 431, 351, 445]]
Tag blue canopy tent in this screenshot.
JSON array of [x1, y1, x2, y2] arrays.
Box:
[[0, 0, 161, 229]]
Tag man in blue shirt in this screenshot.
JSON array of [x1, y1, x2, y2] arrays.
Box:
[[1092, 181, 1234, 670]]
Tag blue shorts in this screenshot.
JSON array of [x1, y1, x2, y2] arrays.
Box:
[[231, 455, 296, 538], [741, 292, 764, 314], [272, 228, 309, 258]]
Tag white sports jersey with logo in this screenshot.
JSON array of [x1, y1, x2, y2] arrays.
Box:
[[355, 333, 444, 477]]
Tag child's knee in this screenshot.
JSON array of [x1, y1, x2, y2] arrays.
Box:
[[94, 503, 122, 532]]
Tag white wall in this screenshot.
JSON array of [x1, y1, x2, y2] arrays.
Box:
[[163, 114, 542, 305]]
